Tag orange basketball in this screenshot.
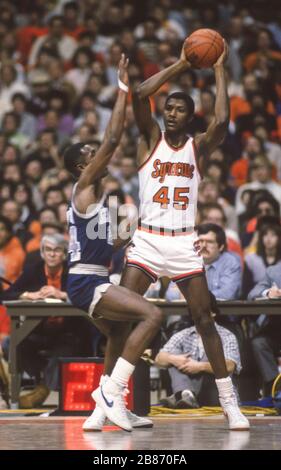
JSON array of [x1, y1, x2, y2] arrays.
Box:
[[183, 29, 224, 68]]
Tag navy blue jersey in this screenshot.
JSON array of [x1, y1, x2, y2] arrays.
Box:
[[67, 185, 113, 268]]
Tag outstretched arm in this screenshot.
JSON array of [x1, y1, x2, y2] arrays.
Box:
[[133, 48, 191, 149], [77, 54, 129, 190], [195, 41, 230, 170]]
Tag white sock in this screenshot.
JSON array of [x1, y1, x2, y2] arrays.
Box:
[[215, 376, 234, 398], [110, 357, 135, 389]]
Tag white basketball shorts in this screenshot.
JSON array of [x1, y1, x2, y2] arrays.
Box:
[[126, 229, 204, 283]]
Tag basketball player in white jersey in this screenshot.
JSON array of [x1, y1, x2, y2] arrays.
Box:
[[118, 41, 249, 431]]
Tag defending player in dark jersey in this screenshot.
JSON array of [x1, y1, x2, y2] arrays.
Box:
[[64, 55, 163, 432]]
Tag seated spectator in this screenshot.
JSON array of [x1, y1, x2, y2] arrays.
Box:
[[28, 15, 78, 67], [62, 1, 85, 39], [230, 136, 267, 189], [248, 262, 281, 396], [117, 156, 139, 206], [26, 129, 60, 171], [238, 190, 280, 245], [1, 199, 33, 248], [44, 185, 66, 208], [235, 92, 277, 143], [242, 199, 280, 253], [254, 125, 281, 180], [198, 179, 238, 232], [11, 92, 37, 141], [0, 64, 29, 121], [197, 223, 242, 300], [0, 216, 25, 288], [10, 182, 38, 229], [242, 223, 281, 298], [1, 162, 23, 185], [205, 161, 236, 204], [1, 111, 30, 151], [156, 314, 241, 408], [235, 156, 281, 216], [64, 46, 93, 95], [243, 29, 281, 73], [1, 233, 93, 408], [25, 221, 64, 266], [199, 203, 243, 260]]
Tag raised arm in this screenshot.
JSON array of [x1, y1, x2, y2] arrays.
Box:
[[77, 54, 129, 190], [132, 48, 191, 150], [195, 41, 230, 169]]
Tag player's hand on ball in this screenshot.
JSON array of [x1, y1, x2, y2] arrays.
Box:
[[213, 39, 229, 67], [180, 43, 192, 68]]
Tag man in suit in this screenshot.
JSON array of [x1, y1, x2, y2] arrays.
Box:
[[248, 261, 281, 396]]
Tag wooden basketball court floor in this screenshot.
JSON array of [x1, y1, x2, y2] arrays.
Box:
[[0, 415, 281, 450]]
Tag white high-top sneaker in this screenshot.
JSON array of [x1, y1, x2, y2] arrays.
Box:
[[92, 377, 132, 431], [83, 375, 107, 431], [83, 407, 153, 431], [220, 394, 250, 431], [83, 405, 106, 432], [127, 411, 153, 428], [216, 377, 250, 431], [84, 376, 153, 431]]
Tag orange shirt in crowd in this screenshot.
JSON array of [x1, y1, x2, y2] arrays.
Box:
[[26, 237, 40, 253], [231, 158, 277, 188], [16, 26, 48, 64], [243, 51, 281, 73], [230, 96, 275, 122], [44, 266, 63, 290], [0, 237, 25, 288]]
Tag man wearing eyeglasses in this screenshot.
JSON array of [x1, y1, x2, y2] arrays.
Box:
[[2, 234, 68, 302], [197, 223, 242, 301]]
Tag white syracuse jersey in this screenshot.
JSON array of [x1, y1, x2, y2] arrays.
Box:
[[138, 132, 202, 232]]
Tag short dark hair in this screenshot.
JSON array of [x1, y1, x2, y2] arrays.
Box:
[[63, 143, 87, 178], [201, 202, 227, 224], [197, 223, 227, 251], [41, 222, 64, 234], [11, 92, 27, 104], [254, 193, 280, 217], [63, 141, 100, 178], [165, 92, 195, 117]]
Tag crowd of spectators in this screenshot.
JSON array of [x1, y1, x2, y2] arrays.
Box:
[[1, 0, 281, 408]]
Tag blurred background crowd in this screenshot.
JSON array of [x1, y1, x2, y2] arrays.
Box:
[[0, 0, 281, 409]]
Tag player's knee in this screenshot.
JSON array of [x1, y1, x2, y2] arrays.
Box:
[[149, 306, 164, 328]]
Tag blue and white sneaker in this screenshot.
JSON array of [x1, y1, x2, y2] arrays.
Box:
[[92, 377, 132, 432], [83, 406, 153, 432]]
